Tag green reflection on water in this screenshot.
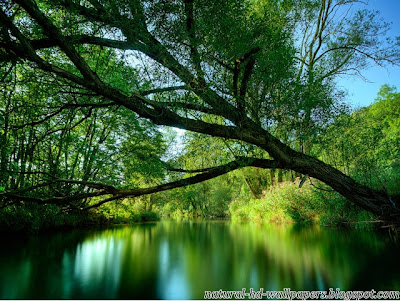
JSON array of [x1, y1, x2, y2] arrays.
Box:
[[0, 220, 399, 299]]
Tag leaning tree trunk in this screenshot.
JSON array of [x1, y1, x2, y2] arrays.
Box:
[[250, 124, 400, 224], [1, 0, 398, 225]]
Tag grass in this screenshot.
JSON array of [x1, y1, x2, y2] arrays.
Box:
[[229, 179, 377, 229]]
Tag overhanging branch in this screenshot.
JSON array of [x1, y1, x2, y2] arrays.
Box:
[[82, 157, 282, 210], [0, 157, 283, 210]]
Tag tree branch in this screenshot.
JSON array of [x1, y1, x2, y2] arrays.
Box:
[[233, 47, 260, 109], [184, 0, 204, 79], [239, 57, 256, 111], [168, 157, 282, 173], [82, 157, 282, 210], [5, 1, 247, 126], [15, 0, 102, 83], [1, 157, 283, 210], [154, 101, 216, 115], [29, 35, 141, 51], [140, 85, 188, 96], [11, 102, 114, 129]]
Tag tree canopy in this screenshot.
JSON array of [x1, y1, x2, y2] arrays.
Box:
[[0, 0, 399, 223]]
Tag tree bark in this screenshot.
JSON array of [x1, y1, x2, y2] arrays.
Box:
[[1, 0, 399, 224]]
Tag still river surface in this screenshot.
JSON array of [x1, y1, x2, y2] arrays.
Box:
[[1, 220, 400, 299]]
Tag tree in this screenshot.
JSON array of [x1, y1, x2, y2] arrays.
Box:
[[317, 85, 400, 193], [0, 0, 399, 223]]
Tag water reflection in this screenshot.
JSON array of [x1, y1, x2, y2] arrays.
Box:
[[0, 221, 399, 299], [61, 233, 123, 298]]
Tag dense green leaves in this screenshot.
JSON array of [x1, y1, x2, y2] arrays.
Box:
[[0, 0, 399, 228], [317, 85, 400, 194]]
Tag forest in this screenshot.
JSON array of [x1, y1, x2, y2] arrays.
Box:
[[1, 0, 400, 232]]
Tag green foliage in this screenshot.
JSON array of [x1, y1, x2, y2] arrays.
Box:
[[1, 0, 399, 230], [229, 180, 376, 228], [316, 85, 400, 195], [140, 211, 160, 222], [90, 198, 160, 224], [0, 204, 93, 233], [158, 87, 400, 224], [0, 200, 160, 233]]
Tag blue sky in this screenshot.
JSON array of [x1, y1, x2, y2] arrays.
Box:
[[337, 0, 400, 108]]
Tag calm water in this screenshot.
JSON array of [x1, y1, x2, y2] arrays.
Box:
[[1, 220, 400, 299]]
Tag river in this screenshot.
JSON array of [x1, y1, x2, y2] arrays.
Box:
[[0, 220, 400, 299]]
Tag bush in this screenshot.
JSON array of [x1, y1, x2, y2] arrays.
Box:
[[0, 198, 161, 233], [0, 203, 95, 234], [139, 211, 160, 222], [93, 200, 160, 224], [229, 179, 376, 227]]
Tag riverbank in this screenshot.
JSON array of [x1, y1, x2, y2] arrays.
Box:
[[0, 179, 387, 234], [229, 180, 380, 230], [0, 203, 160, 235]]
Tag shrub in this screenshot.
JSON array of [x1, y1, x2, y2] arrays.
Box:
[[229, 179, 375, 227], [139, 211, 160, 222]]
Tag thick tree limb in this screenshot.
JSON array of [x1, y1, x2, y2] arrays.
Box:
[[183, 0, 204, 79], [82, 157, 283, 210], [0, 9, 389, 218], [168, 157, 282, 173], [238, 57, 256, 111], [0, 157, 282, 210], [3, 3, 244, 125], [1, 9, 255, 144], [1, 1, 400, 222], [29, 35, 141, 51], [233, 47, 260, 108], [239, 47, 261, 63], [15, 0, 102, 83]]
